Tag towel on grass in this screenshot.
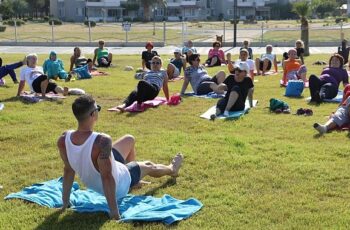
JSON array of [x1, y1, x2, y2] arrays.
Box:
[[5, 177, 203, 225], [200, 100, 258, 120], [108, 97, 167, 112], [20, 92, 66, 103], [184, 92, 225, 99], [306, 90, 343, 103]]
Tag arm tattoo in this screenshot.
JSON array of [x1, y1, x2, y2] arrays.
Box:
[[96, 134, 112, 160]]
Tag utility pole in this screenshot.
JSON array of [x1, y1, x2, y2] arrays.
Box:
[[233, 0, 238, 47]]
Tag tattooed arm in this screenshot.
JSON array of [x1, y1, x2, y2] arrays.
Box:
[[95, 134, 120, 220], [57, 132, 75, 211]]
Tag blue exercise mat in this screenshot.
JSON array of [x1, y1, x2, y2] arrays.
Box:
[[200, 100, 258, 120], [306, 90, 343, 103], [184, 92, 225, 99], [5, 177, 203, 225]]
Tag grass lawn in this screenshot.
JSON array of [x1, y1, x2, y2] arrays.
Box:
[[1, 53, 350, 229]]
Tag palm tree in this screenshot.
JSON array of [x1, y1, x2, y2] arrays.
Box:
[[293, 1, 310, 56], [138, 0, 167, 22]]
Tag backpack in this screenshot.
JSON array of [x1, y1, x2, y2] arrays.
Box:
[[269, 98, 289, 111]]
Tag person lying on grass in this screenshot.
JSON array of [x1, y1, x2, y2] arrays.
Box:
[[180, 54, 226, 96], [116, 56, 169, 111], [0, 57, 26, 84], [282, 48, 307, 86], [17, 53, 69, 98], [58, 95, 184, 220], [211, 62, 254, 118]]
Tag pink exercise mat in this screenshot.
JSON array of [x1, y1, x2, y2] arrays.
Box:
[[108, 97, 167, 112]]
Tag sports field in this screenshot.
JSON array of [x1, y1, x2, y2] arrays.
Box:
[[1, 53, 350, 229]]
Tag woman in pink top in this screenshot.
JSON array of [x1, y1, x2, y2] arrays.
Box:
[[205, 41, 225, 67]]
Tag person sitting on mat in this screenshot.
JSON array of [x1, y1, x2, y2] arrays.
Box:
[[93, 40, 113, 67], [70, 47, 88, 71], [313, 95, 350, 134], [227, 49, 255, 80], [17, 53, 69, 98], [255, 44, 278, 76], [309, 54, 348, 103], [0, 57, 26, 84], [167, 48, 186, 80], [211, 62, 254, 118], [58, 95, 184, 220], [180, 54, 226, 96], [282, 48, 307, 86], [282, 40, 305, 65], [205, 41, 225, 67], [142, 41, 159, 71], [116, 56, 169, 111], [43, 51, 70, 81]]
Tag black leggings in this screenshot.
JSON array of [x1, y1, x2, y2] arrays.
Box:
[[309, 74, 338, 101], [124, 80, 160, 107]]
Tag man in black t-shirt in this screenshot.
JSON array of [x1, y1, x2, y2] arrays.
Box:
[[142, 41, 159, 70], [212, 62, 254, 118]]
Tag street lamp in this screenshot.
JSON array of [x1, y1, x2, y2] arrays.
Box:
[[340, 19, 344, 41], [153, 7, 157, 36], [233, 0, 237, 47]]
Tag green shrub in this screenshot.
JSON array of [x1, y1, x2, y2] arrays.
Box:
[[84, 20, 96, 27], [335, 17, 348, 23], [43, 16, 49, 21], [0, 26, 6, 32], [3, 19, 25, 26], [49, 19, 62, 25]]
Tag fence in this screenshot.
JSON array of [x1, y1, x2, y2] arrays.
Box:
[[0, 20, 347, 47]]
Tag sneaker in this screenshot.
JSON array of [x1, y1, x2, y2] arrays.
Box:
[[65, 74, 72, 82], [223, 111, 229, 117], [304, 108, 313, 116], [296, 108, 305, 115]]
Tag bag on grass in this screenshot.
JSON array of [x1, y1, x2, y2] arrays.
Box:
[[269, 98, 289, 112], [285, 80, 304, 97]]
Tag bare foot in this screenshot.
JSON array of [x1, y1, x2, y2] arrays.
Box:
[[170, 153, 184, 177], [116, 104, 126, 112], [131, 180, 151, 189], [63, 87, 69, 96]]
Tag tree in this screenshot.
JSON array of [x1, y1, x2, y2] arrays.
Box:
[[137, 0, 167, 22], [0, 0, 14, 20], [293, 1, 310, 56], [311, 0, 338, 18]]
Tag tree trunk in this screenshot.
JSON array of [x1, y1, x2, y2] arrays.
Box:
[[301, 16, 309, 56], [143, 4, 151, 22]]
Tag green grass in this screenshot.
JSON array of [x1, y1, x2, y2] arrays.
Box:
[[1, 53, 350, 229]]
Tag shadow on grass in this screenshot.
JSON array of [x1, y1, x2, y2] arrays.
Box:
[[143, 178, 177, 196], [35, 209, 108, 230], [1, 96, 20, 103]]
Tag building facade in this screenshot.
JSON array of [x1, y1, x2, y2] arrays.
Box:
[[50, 0, 304, 22]]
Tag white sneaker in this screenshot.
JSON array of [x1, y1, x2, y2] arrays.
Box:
[[223, 111, 229, 117]]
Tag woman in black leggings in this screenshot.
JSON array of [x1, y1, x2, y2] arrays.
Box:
[[309, 54, 348, 103], [116, 56, 169, 111]]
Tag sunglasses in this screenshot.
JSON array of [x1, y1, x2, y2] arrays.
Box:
[[151, 61, 161, 65], [90, 105, 101, 116]]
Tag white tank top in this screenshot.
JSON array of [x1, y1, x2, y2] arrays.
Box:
[[65, 130, 131, 199]]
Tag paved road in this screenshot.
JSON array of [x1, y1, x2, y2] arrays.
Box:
[[0, 46, 337, 55]]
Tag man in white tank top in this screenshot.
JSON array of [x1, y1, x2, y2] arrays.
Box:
[[57, 95, 183, 220], [255, 45, 278, 76]]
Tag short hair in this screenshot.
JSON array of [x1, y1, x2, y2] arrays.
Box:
[[87, 58, 92, 63], [288, 48, 297, 55], [243, 40, 249, 45], [98, 40, 105, 45], [151, 55, 162, 64], [26, 53, 38, 65], [189, 53, 200, 65], [74, 47, 80, 52], [240, 49, 249, 56], [212, 41, 221, 48], [329, 53, 344, 68], [72, 95, 96, 122]]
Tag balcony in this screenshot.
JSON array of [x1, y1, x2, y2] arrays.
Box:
[[181, 0, 197, 6], [167, 0, 181, 7], [86, 0, 122, 7]]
